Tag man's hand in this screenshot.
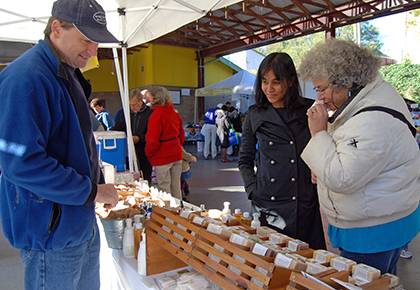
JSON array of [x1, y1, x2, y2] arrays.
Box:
[[96, 184, 118, 209], [132, 136, 140, 144], [307, 103, 328, 136]]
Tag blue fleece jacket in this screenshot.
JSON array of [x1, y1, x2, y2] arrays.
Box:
[[0, 40, 96, 250]]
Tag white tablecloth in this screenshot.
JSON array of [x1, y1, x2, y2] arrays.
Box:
[[98, 218, 157, 290]]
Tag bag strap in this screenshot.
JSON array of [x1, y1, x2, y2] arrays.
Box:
[[354, 106, 416, 137]]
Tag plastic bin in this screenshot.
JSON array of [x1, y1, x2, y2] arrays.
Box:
[[94, 131, 126, 172]]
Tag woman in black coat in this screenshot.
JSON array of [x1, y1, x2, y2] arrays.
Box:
[[238, 52, 325, 249]]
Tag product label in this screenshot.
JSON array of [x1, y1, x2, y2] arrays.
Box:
[[252, 243, 268, 256]]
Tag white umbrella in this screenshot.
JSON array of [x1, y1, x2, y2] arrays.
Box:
[[0, 0, 241, 172]]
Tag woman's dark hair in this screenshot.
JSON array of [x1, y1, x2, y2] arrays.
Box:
[[254, 52, 303, 109]]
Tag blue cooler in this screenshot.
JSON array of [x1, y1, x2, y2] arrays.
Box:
[[94, 131, 127, 172]]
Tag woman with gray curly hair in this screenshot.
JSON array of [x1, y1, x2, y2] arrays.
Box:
[[299, 39, 420, 274]]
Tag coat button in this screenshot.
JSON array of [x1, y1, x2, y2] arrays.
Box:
[[270, 160, 275, 165], [290, 159, 295, 163], [271, 196, 276, 201], [291, 196, 296, 200], [269, 141, 273, 146], [291, 177, 296, 182], [270, 178, 275, 182], [289, 141, 294, 145]]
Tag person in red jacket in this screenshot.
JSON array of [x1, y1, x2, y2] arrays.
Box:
[[144, 86, 184, 199]]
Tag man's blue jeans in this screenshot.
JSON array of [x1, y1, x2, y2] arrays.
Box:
[[19, 223, 100, 290], [341, 246, 404, 275]]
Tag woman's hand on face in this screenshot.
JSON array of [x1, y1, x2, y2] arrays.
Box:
[[307, 103, 328, 136], [311, 172, 317, 184]]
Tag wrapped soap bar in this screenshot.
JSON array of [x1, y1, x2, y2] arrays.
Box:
[[208, 243, 225, 263], [306, 262, 331, 275], [229, 233, 254, 248], [352, 263, 381, 282], [174, 224, 187, 242], [287, 239, 309, 252], [287, 253, 308, 263], [180, 209, 194, 219], [251, 266, 269, 288], [256, 226, 277, 237], [228, 254, 250, 279], [330, 256, 357, 272], [269, 232, 291, 244], [313, 249, 338, 264], [252, 242, 275, 257], [382, 273, 400, 288], [192, 215, 209, 227], [274, 253, 307, 271]]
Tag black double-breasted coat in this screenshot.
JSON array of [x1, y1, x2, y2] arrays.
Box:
[[239, 99, 325, 249]]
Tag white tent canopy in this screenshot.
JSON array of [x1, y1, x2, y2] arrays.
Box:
[[195, 70, 256, 97], [194, 70, 256, 119], [0, 0, 241, 172], [0, 0, 240, 48]]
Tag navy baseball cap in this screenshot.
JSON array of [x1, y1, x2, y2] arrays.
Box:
[[52, 0, 118, 43]]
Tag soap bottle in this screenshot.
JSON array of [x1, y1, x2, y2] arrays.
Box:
[[123, 218, 135, 257], [251, 212, 261, 229], [133, 219, 143, 259], [137, 231, 147, 275], [241, 212, 252, 226], [234, 208, 242, 221], [200, 204, 208, 217], [222, 201, 231, 215]]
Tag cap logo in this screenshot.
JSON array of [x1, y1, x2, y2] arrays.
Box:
[[93, 12, 106, 25]]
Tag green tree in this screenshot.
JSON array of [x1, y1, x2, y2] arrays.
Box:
[[380, 59, 420, 103], [336, 22, 383, 54], [256, 21, 384, 66], [255, 32, 324, 67]]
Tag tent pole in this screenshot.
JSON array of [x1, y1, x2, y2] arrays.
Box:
[[121, 46, 138, 173], [112, 48, 124, 106], [194, 95, 197, 123]]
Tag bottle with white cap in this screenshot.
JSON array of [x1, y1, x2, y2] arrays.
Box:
[[123, 218, 135, 257], [251, 212, 261, 229], [133, 215, 144, 259], [241, 212, 252, 226], [222, 201, 231, 215]]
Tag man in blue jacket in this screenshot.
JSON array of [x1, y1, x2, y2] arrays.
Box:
[[0, 0, 119, 289]]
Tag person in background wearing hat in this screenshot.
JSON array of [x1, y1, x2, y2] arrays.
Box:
[[0, 0, 119, 289]]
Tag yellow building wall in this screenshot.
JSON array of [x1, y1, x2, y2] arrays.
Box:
[[83, 44, 198, 92], [204, 58, 236, 86], [151, 44, 197, 87]]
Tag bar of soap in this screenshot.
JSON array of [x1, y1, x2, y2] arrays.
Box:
[[269, 232, 291, 244], [274, 253, 306, 271], [306, 262, 330, 275], [330, 256, 357, 272], [313, 249, 338, 264], [256, 226, 278, 237], [382, 273, 400, 288], [352, 263, 381, 282], [287, 239, 309, 252]]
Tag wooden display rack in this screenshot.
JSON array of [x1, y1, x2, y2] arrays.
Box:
[[287, 270, 390, 290], [145, 206, 306, 290]]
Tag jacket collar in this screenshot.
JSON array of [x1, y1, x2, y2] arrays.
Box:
[[332, 75, 383, 126], [39, 39, 68, 81]]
